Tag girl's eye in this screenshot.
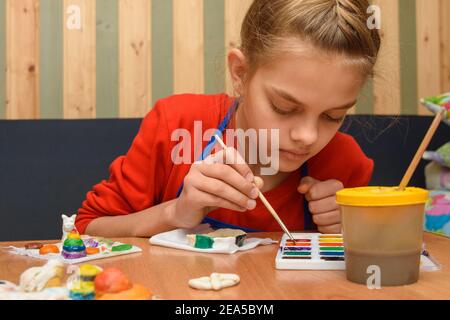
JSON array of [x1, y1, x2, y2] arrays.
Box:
[[323, 113, 345, 123], [270, 102, 294, 115]]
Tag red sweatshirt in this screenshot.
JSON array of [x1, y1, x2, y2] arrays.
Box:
[[76, 93, 373, 234]]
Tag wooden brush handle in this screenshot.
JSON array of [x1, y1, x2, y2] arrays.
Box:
[[399, 111, 443, 190], [213, 135, 296, 241]]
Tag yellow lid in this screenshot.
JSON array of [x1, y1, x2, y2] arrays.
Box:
[[336, 187, 428, 207]]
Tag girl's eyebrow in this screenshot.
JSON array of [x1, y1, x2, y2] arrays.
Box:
[[271, 87, 305, 107], [271, 86, 356, 110]]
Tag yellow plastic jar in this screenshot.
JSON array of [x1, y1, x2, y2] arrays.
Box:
[[336, 187, 428, 286]]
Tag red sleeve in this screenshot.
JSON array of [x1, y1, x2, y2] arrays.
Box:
[[339, 134, 374, 187], [309, 133, 374, 187], [75, 99, 172, 234], [346, 151, 374, 187]]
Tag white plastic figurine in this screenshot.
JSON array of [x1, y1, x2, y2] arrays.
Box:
[[61, 214, 77, 241]]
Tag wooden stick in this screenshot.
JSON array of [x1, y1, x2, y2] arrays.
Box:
[[213, 135, 296, 242], [257, 191, 296, 242], [399, 111, 444, 190]]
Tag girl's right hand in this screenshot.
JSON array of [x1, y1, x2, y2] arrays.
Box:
[[169, 147, 262, 229]]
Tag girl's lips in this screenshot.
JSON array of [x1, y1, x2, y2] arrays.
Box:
[[279, 149, 310, 160]]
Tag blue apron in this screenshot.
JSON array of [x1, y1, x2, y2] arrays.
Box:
[[175, 98, 316, 232]]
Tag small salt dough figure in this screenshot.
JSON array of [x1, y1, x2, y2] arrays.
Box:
[[39, 244, 60, 255], [24, 242, 44, 250], [61, 213, 77, 241], [61, 229, 87, 259], [69, 264, 103, 300], [19, 260, 65, 292], [94, 268, 152, 300], [188, 273, 240, 291], [187, 228, 247, 249]]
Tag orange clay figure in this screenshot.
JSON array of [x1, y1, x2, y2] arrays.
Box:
[[39, 244, 60, 255], [86, 247, 100, 255]]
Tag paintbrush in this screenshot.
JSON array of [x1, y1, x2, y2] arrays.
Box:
[[213, 134, 296, 242]]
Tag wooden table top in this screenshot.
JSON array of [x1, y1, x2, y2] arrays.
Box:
[[1, 232, 449, 300]]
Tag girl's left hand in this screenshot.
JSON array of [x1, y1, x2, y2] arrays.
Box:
[[297, 176, 344, 234]]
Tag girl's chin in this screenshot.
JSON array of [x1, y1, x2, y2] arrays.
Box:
[[277, 157, 305, 173]]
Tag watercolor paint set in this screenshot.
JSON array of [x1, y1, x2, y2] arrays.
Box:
[[275, 233, 345, 270], [275, 233, 441, 271]]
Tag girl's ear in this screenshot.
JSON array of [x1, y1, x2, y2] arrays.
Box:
[[227, 48, 248, 96]]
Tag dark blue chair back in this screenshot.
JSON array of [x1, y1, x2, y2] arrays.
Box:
[[0, 116, 448, 240]]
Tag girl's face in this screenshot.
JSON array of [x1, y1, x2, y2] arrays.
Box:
[[236, 49, 365, 173]]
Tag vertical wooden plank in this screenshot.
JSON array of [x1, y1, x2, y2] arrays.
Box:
[[173, 0, 204, 95], [40, 0, 63, 119], [440, 0, 450, 93], [119, 0, 151, 118], [416, 0, 441, 115], [399, 0, 418, 115], [204, 0, 225, 95], [63, 0, 96, 119], [0, 0, 5, 119], [152, 0, 173, 104], [372, 0, 401, 115], [224, 0, 252, 95], [356, 79, 374, 115], [6, 0, 39, 119], [96, 0, 118, 118]]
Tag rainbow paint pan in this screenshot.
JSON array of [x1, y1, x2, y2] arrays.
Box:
[[275, 233, 345, 270]]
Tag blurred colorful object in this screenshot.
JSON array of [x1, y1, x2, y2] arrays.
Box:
[[423, 142, 450, 168], [424, 191, 450, 237], [423, 143, 450, 191], [421, 93, 450, 126], [421, 96, 449, 236], [424, 162, 450, 191]]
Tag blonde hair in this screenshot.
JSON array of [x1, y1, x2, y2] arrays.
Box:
[[240, 0, 381, 78]]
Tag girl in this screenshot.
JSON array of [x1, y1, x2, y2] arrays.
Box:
[[76, 0, 380, 237]]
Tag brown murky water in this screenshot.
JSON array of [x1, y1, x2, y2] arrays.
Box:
[[345, 249, 421, 286]]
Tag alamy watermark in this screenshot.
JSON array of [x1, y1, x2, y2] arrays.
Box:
[[170, 123, 280, 176], [367, 5, 382, 30], [366, 265, 382, 289], [66, 5, 81, 30]]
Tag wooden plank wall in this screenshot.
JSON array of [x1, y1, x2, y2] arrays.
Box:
[[119, 0, 151, 118], [416, 0, 442, 115], [6, 0, 39, 119], [63, 0, 96, 119], [96, 0, 118, 118], [372, 0, 401, 115], [0, 0, 449, 119], [224, 0, 253, 95], [440, 0, 450, 97], [173, 0, 203, 95]]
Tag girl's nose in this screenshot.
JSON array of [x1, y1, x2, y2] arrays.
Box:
[[290, 121, 318, 147]]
